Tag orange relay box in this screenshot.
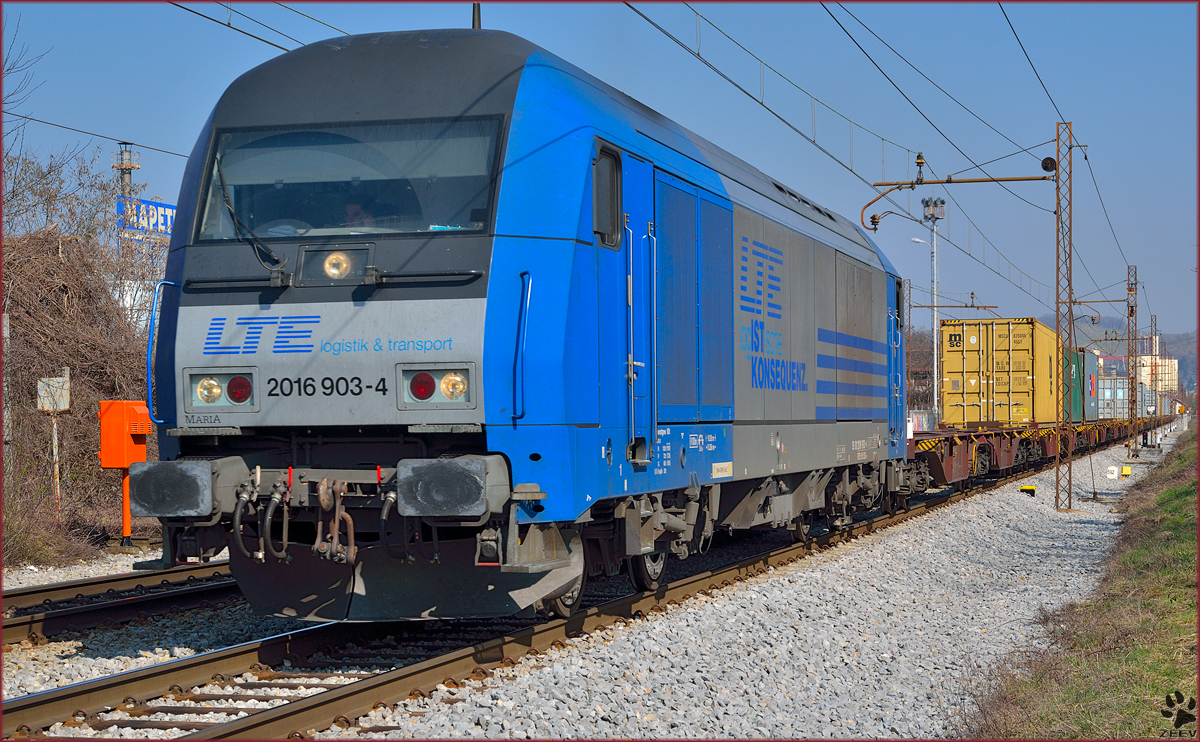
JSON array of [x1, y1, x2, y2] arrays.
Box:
[[97, 400, 152, 544], [98, 400, 151, 469]]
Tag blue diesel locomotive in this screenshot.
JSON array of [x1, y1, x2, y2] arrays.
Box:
[[133, 29, 931, 621]]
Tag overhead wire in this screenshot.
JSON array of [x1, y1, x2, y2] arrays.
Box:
[[821, 3, 1054, 215], [681, 2, 908, 151], [273, 2, 350, 36], [3, 113, 189, 157], [947, 140, 1051, 179], [626, 3, 1053, 309], [996, 2, 1128, 307], [219, 2, 305, 47], [835, 3, 1045, 167], [997, 3, 1066, 122], [168, 2, 291, 52], [1081, 150, 1132, 267]]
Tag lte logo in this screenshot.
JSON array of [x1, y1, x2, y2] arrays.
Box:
[[202, 316, 321, 355]]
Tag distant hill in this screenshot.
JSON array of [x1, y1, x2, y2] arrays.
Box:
[[1162, 331, 1196, 390]]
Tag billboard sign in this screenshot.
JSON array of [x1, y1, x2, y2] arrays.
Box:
[[117, 198, 176, 236]]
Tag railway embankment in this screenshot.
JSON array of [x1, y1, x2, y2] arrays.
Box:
[[959, 421, 1197, 739], [306, 430, 1180, 739]]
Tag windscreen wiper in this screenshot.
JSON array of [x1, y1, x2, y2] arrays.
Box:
[[214, 153, 290, 286]]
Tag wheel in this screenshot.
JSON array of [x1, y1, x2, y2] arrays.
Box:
[[548, 566, 587, 619], [628, 551, 667, 592], [546, 529, 586, 619], [790, 511, 815, 543]]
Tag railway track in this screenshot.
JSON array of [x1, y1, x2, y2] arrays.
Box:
[[3, 562, 235, 645], [4, 451, 1078, 740]]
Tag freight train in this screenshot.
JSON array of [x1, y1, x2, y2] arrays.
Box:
[[131, 29, 1167, 622]]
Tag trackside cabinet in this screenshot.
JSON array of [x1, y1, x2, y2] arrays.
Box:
[[98, 401, 152, 545]]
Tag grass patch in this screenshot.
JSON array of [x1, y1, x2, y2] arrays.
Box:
[[959, 426, 1198, 738]]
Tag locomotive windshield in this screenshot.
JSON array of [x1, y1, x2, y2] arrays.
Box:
[[195, 117, 502, 241]]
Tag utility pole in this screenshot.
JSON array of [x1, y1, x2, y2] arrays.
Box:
[[113, 142, 138, 199], [923, 197, 944, 422], [1127, 265, 1138, 455], [1053, 121, 1074, 512]]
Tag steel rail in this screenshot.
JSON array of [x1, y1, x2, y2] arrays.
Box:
[[3, 561, 230, 611], [2, 622, 373, 737], [3, 580, 241, 645]]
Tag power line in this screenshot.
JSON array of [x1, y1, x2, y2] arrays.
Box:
[[681, 2, 910, 152], [835, 3, 1044, 166], [219, 2, 305, 47], [625, 3, 1053, 310], [821, 3, 1054, 215], [169, 2, 290, 52], [1081, 150, 1132, 267], [948, 140, 1051, 179], [3, 113, 188, 157], [998, 3, 1065, 123], [995, 5, 1127, 302], [274, 2, 349, 36], [1076, 279, 1125, 300]]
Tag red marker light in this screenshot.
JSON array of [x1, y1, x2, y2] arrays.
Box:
[[227, 375, 253, 404], [409, 372, 436, 401]]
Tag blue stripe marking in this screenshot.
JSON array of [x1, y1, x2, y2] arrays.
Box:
[[817, 328, 888, 356], [815, 381, 888, 397], [817, 354, 887, 376], [816, 407, 887, 420]]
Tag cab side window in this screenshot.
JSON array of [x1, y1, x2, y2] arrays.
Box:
[[593, 150, 620, 247]]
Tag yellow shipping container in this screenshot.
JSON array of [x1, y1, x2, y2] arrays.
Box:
[[939, 318, 1060, 426]]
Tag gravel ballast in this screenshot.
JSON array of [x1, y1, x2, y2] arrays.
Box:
[[6, 425, 1182, 737], [2, 600, 303, 700], [320, 428, 1182, 739], [1, 549, 172, 591]]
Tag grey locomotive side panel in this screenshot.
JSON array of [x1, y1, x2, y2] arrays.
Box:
[[733, 206, 765, 422], [834, 256, 884, 417], [814, 246, 837, 418], [173, 298, 485, 428], [730, 421, 887, 479], [760, 217, 793, 424], [788, 231, 817, 422], [726, 203, 891, 479]]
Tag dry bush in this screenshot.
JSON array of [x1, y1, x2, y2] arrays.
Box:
[[2, 149, 168, 564]]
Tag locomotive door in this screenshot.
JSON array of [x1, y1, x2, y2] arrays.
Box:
[[623, 155, 654, 465]]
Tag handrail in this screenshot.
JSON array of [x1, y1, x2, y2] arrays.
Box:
[[647, 222, 658, 460], [147, 280, 180, 425], [511, 271, 532, 421], [625, 216, 636, 456]]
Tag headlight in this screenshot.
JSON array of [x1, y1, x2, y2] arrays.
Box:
[[196, 376, 223, 404], [323, 251, 352, 279], [440, 372, 467, 400]]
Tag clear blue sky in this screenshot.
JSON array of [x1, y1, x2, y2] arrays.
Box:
[[4, 2, 1195, 332]]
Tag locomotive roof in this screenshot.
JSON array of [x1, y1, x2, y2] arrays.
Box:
[[213, 29, 889, 271]]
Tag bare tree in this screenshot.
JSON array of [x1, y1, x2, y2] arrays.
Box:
[[2, 23, 168, 563], [907, 328, 935, 412]]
